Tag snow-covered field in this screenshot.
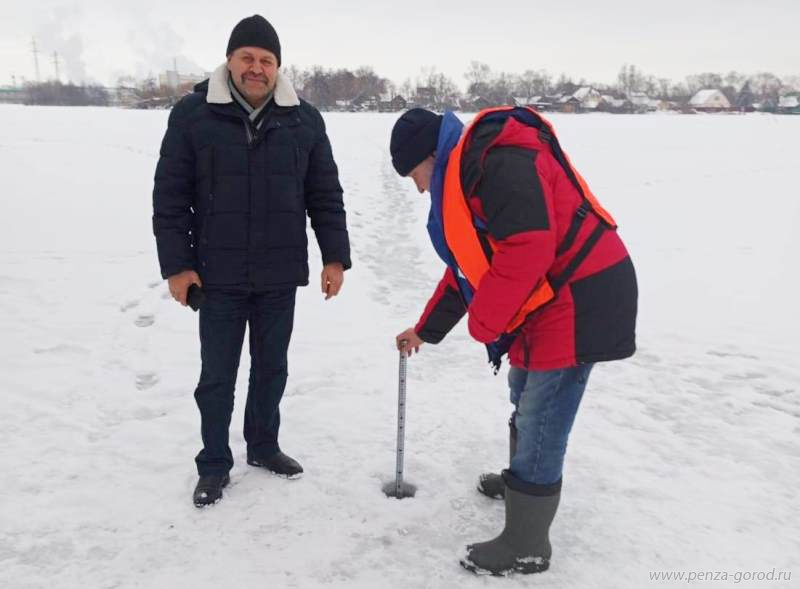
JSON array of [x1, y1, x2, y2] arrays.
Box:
[[1, 105, 798, 589]]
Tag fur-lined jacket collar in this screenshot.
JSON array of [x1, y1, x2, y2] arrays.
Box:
[[205, 62, 299, 107]]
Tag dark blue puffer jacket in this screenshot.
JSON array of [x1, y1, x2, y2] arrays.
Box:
[[152, 64, 351, 290]]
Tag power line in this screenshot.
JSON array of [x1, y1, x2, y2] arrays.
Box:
[[31, 37, 40, 82], [52, 51, 61, 82]]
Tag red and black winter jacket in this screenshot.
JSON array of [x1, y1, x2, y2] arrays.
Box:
[[415, 114, 638, 371]]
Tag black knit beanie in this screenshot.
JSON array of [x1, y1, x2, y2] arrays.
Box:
[[390, 108, 443, 176], [226, 15, 281, 66]]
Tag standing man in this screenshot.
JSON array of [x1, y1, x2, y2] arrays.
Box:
[[390, 107, 637, 575], [153, 15, 350, 507]]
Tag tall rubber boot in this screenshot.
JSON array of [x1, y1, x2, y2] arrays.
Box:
[[476, 413, 516, 499], [461, 470, 561, 576]]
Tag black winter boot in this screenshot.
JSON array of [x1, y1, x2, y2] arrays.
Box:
[[193, 473, 230, 507], [461, 471, 561, 576], [477, 413, 516, 499], [248, 451, 303, 478]]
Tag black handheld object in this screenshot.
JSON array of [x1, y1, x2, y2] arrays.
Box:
[[187, 284, 206, 312]]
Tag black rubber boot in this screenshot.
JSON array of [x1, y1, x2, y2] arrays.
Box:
[[477, 413, 517, 499], [461, 471, 561, 576], [248, 451, 303, 478], [193, 473, 230, 508]]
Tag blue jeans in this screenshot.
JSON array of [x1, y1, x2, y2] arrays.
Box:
[[193, 288, 296, 476], [508, 364, 593, 486]]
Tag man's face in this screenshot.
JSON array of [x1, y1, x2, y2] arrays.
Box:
[[227, 47, 279, 105], [408, 155, 436, 194]]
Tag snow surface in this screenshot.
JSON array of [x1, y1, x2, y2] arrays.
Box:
[[0, 105, 798, 588]]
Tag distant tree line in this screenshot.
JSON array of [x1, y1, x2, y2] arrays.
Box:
[[459, 61, 795, 104], [24, 81, 110, 106], [8, 63, 799, 110], [280, 61, 798, 110], [614, 65, 789, 103], [281, 65, 390, 109]]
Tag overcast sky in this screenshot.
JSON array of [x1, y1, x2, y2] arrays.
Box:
[[1, 0, 797, 88]]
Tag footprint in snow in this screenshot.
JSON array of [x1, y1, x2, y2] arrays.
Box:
[[33, 343, 90, 356], [134, 314, 155, 328], [752, 399, 800, 419], [723, 372, 767, 381], [135, 372, 160, 390], [707, 349, 760, 361], [119, 299, 139, 312], [131, 405, 164, 420]]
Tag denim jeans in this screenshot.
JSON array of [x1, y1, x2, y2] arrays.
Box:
[[508, 363, 594, 486], [193, 288, 296, 476]]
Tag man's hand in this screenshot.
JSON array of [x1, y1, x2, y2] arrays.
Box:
[[168, 270, 202, 306], [396, 328, 424, 357], [321, 262, 344, 300]]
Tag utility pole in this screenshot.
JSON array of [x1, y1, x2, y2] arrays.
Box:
[[31, 37, 41, 82], [52, 51, 61, 82], [171, 57, 179, 95]]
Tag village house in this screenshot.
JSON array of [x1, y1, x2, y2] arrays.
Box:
[[378, 93, 407, 112], [554, 87, 604, 113], [599, 95, 635, 114], [776, 95, 800, 115], [408, 86, 436, 109], [511, 96, 554, 111], [627, 92, 660, 113], [511, 96, 535, 107], [334, 99, 353, 112], [460, 95, 492, 112], [689, 89, 732, 112]]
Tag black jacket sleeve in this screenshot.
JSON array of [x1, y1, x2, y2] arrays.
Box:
[[475, 146, 550, 240], [304, 107, 352, 270], [414, 268, 466, 344], [152, 101, 196, 279]]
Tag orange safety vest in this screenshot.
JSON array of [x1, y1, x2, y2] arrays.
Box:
[[442, 106, 616, 333]]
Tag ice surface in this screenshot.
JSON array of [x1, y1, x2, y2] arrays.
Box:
[[0, 105, 797, 588]]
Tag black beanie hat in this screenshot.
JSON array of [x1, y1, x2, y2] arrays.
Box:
[[226, 15, 281, 66], [390, 108, 443, 176]]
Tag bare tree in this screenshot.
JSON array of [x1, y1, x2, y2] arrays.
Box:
[[399, 78, 414, 100], [748, 72, 783, 100], [26, 81, 109, 106], [282, 65, 306, 90], [724, 70, 746, 90], [355, 66, 387, 97], [686, 72, 723, 93], [784, 75, 800, 92], [487, 71, 514, 104], [464, 61, 492, 96], [617, 64, 647, 96], [555, 73, 577, 95], [657, 78, 672, 99], [517, 69, 552, 96], [415, 67, 460, 108], [303, 66, 333, 108]]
